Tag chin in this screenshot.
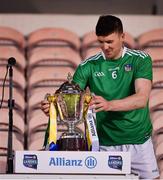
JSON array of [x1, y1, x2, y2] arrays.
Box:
[[105, 55, 113, 59]]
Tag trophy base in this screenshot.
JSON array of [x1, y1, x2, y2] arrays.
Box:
[[57, 134, 86, 151]]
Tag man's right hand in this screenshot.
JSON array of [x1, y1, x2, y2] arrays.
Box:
[[41, 100, 50, 116]]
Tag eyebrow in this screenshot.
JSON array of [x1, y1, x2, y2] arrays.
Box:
[[98, 40, 113, 43]]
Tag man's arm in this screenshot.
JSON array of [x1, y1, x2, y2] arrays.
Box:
[[91, 78, 152, 112]]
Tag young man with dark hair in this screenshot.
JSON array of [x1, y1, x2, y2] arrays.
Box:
[[41, 15, 159, 179]]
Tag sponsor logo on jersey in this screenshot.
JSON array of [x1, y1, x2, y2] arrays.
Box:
[[124, 64, 132, 71], [94, 72, 105, 77]]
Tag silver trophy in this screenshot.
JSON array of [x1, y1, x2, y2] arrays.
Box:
[[47, 73, 92, 151]]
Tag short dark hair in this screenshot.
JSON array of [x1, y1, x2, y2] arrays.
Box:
[[95, 15, 123, 36]]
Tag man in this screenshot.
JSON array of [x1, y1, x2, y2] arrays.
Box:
[[41, 15, 159, 179]]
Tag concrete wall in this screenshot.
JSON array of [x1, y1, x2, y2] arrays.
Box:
[[0, 0, 162, 15], [0, 14, 163, 38]]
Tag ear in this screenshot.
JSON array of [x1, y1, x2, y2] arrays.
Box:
[[121, 33, 125, 39]]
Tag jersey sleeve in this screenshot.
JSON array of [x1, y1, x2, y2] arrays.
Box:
[[72, 64, 89, 90], [134, 54, 153, 81]]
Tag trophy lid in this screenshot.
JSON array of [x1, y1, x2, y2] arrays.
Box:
[[56, 73, 83, 94]]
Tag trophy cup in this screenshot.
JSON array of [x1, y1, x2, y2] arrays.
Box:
[[46, 73, 94, 151]]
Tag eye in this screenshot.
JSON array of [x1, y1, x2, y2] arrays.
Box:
[[98, 40, 103, 44], [106, 40, 113, 44]]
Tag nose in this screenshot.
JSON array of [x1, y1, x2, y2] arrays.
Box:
[[102, 42, 109, 50]]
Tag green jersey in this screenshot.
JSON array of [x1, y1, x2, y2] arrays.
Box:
[[73, 47, 153, 146]]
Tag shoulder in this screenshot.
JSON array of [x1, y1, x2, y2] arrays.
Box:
[[125, 48, 151, 60], [80, 52, 104, 66]]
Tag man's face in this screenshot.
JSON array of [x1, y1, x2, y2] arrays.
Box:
[[97, 32, 125, 60]]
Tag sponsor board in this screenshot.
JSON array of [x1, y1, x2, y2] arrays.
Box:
[[15, 151, 130, 174]]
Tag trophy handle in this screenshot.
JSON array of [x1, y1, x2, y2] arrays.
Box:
[[83, 93, 92, 120]]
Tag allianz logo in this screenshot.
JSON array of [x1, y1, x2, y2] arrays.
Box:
[[49, 156, 97, 168], [49, 157, 82, 166], [94, 72, 105, 77]]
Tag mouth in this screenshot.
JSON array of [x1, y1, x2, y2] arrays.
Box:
[[105, 51, 112, 56]]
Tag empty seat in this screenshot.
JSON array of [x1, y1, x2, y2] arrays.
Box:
[[145, 48, 163, 67], [0, 26, 26, 51], [152, 115, 163, 135], [27, 27, 81, 55], [28, 124, 48, 150], [151, 110, 163, 124], [153, 68, 163, 89], [0, 148, 8, 173], [0, 108, 24, 151], [0, 153, 7, 173], [0, 129, 24, 173], [0, 65, 26, 91], [0, 130, 24, 151], [149, 90, 163, 111], [28, 109, 49, 132], [0, 108, 24, 133], [0, 46, 26, 71], [153, 133, 163, 149], [155, 137, 163, 161], [158, 158, 163, 174], [137, 28, 163, 49], [0, 86, 25, 113], [27, 66, 74, 89], [27, 47, 81, 70]]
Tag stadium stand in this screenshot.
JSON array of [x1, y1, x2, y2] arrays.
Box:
[[81, 31, 137, 59], [0, 22, 163, 177]]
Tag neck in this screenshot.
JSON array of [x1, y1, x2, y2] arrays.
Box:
[[114, 47, 124, 59]]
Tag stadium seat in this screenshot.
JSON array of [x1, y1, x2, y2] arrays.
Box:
[[0, 108, 24, 132], [28, 109, 49, 132], [27, 66, 74, 89], [0, 86, 25, 112], [0, 130, 24, 151], [158, 158, 163, 176], [0, 65, 26, 91], [155, 137, 163, 161], [152, 114, 163, 135], [0, 46, 26, 71], [0, 123, 24, 173], [28, 123, 48, 150], [0, 148, 8, 173], [145, 48, 163, 67], [27, 27, 81, 55], [0, 26, 26, 52], [152, 68, 163, 89], [27, 47, 81, 70], [137, 28, 163, 49], [149, 90, 163, 111]]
